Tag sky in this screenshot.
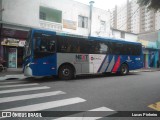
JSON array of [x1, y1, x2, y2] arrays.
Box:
[[74, 0, 127, 10]]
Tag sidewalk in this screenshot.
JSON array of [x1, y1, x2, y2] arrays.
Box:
[[131, 68, 160, 72], [0, 68, 26, 81]]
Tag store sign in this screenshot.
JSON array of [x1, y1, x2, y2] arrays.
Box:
[[138, 39, 157, 49], [1, 38, 26, 47], [63, 19, 77, 30], [2, 28, 28, 39], [19, 41, 26, 47], [137, 39, 148, 47]]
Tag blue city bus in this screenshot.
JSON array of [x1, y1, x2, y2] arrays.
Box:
[[23, 29, 143, 80]]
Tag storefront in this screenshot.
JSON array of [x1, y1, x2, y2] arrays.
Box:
[[143, 48, 159, 68], [0, 24, 2, 58], [138, 39, 159, 68], [0, 28, 28, 68]]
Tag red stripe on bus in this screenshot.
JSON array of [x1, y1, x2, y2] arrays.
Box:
[[112, 56, 120, 73]]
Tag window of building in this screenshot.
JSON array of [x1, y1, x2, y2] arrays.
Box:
[[40, 12, 46, 20], [100, 20, 106, 32], [121, 32, 125, 38], [78, 16, 88, 28], [39, 6, 62, 23]]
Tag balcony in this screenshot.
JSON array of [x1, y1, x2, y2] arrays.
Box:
[[40, 20, 62, 31]]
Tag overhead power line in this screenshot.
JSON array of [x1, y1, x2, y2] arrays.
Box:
[[117, 6, 140, 30]]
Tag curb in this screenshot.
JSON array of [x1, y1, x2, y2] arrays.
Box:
[[131, 69, 160, 73]]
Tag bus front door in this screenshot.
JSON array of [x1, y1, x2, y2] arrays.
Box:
[[32, 32, 57, 76]]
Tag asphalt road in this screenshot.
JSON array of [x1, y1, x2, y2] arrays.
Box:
[[0, 71, 160, 120]]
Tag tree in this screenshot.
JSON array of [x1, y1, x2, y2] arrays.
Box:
[[137, 0, 160, 11]]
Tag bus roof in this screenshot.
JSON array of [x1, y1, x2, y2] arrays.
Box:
[[31, 28, 141, 45], [89, 36, 141, 45], [31, 28, 56, 35]]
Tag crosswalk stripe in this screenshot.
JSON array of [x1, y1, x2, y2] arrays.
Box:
[[0, 83, 39, 88], [89, 107, 114, 111], [0, 91, 65, 103], [54, 107, 114, 120], [2, 97, 86, 111], [0, 86, 50, 94], [0, 81, 26, 84]]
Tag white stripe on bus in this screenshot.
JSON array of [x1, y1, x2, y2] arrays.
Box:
[[106, 56, 115, 72], [100, 56, 109, 73]]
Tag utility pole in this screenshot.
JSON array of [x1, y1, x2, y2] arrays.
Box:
[[89, 1, 94, 36]]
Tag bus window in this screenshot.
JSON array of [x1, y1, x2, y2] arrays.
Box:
[[57, 36, 88, 54], [33, 33, 56, 58], [99, 42, 108, 54], [34, 33, 55, 53], [47, 41, 56, 52], [79, 39, 89, 54], [57, 36, 67, 52]]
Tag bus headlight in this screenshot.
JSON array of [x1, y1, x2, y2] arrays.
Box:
[[26, 63, 31, 67]]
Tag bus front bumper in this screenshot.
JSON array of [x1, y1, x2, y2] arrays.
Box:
[[24, 66, 33, 76]]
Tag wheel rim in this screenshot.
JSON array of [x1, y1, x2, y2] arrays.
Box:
[[122, 66, 127, 74], [62, 68, 70, 77]]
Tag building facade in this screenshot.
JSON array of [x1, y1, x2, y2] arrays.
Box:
[[110, 0, 160, 68], [111, 28, 138, 42], [111, 0, 160, 34], [0, 0, 111, 69], [138, 31, 160, 68]]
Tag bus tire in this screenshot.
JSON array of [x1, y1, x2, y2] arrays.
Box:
[[58, 64, 74, 80], [120, 64, 129, 75]]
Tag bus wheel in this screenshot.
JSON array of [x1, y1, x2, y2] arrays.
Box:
[[120, 64, 129, 75], [58, 65, 74, 80]]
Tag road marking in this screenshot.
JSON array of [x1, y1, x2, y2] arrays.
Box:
[[0, 86, 50, 94], [0, 81, 26, 84], [0, 91, 65, 103], [54, 107, 115, 120], [2, 97, 86, 111], [148, 102, 160, 111], [0, 74, 26, 81], [0, 83, 39, 88]]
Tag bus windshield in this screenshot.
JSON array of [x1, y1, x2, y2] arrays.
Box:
[[33, 32, 56, 59]]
